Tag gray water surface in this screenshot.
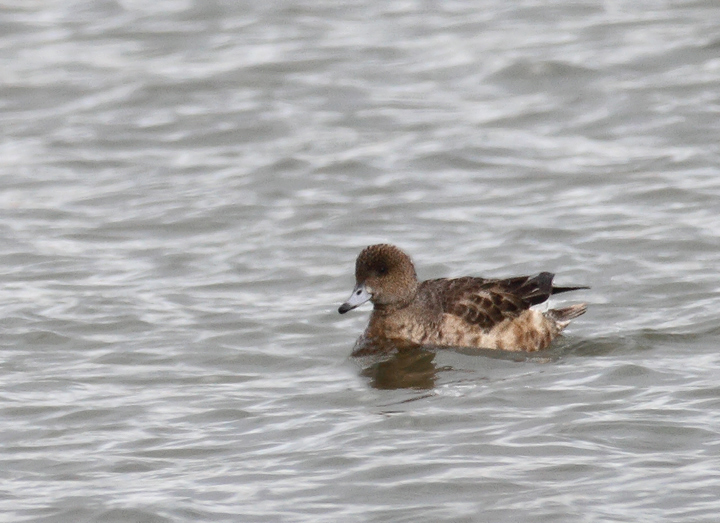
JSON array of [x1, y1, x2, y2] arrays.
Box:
[[2, 1, 720, 522]]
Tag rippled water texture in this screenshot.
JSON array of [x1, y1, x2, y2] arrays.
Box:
[[2, 1, 720, 522]]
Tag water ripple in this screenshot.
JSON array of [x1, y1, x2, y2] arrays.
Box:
[[2, 1, 720, 522]]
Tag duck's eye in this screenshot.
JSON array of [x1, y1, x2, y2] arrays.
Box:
[[377, 265, 388, 275]]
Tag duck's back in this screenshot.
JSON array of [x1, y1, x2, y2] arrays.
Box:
[[415, 274, 585, 351]]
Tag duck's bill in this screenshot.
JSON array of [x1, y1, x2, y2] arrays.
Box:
[[338, 283, 371, 314]]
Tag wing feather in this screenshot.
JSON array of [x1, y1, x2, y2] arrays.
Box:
[[420, 272, 586, 332], [422, 274, 554, 332]]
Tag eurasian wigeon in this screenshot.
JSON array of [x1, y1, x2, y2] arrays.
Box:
[[339, 244, 587, 354]]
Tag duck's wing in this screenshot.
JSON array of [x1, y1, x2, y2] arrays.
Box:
[[428, 276, 531, 331], [426, 273, 587, 332]]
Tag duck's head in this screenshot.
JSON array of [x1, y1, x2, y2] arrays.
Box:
[[338, 244, 418, 314]]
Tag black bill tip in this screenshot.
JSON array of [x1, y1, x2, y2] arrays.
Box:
[[338, 303, 352, 314]]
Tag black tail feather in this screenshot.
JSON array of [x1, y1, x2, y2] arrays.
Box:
[[494, 272, 588, 307], [551, 285, 590, 296], [524, 272, 588, 306]]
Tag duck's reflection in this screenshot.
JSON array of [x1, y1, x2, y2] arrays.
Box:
[[359, 348, 439, 390], [353, 338, 441, 390]]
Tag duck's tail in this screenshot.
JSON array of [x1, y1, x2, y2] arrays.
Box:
[[547, 303, 587, 329], [551, 284, 590, 296]]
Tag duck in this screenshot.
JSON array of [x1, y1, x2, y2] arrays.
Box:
[[339, 244, 587, 354]]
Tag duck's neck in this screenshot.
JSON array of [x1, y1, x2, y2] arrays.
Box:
[[372, 290, 417, 315]]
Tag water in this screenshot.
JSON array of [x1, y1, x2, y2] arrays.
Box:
[[2, 1, 720, 521]]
